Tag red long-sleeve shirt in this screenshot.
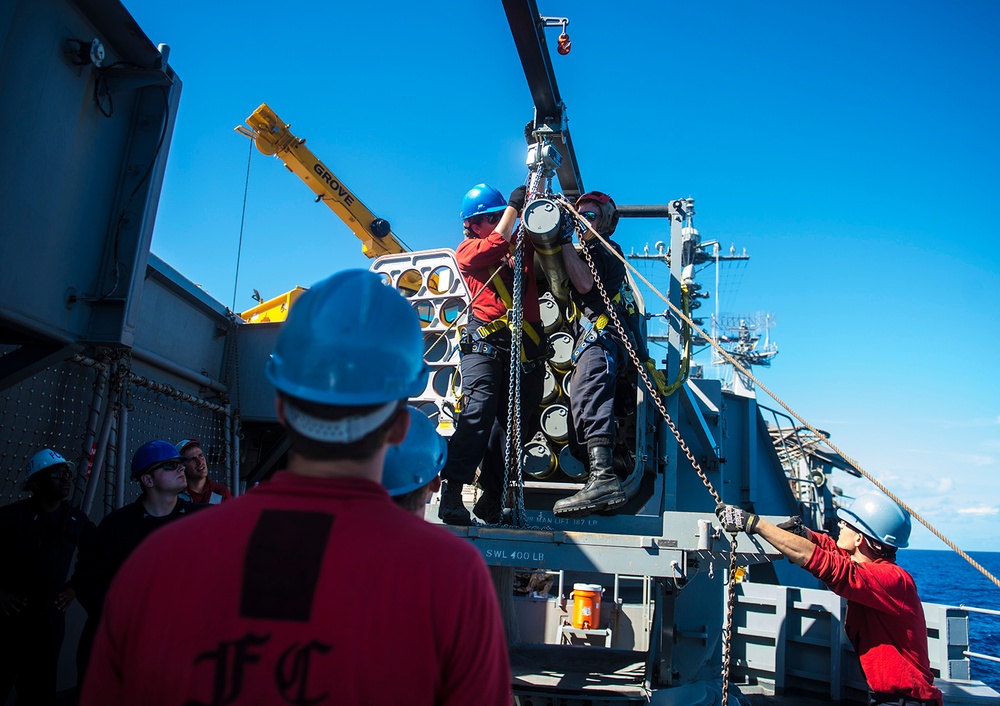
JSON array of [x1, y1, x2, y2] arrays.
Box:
[[81, 473, 512, 706], [804, 532, 942, 704], [456, 230, 540, 323], [180, 478, 231, 505]]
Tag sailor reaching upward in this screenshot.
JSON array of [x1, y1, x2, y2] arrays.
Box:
[[438, 183, 547, 525]]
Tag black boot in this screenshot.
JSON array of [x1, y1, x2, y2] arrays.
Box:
[[473, 491, 502, 525], [438, 481, 473, 526], [552, 445, 627, 518]]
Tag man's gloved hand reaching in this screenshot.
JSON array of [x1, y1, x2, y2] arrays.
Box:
[[556, 211, 576, 245], [776, 515, 811, 539], [715, 503, 760, 535], [508, 185, 527, 215]]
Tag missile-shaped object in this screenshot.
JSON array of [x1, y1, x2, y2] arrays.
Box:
[[522, 197, 571, 307]]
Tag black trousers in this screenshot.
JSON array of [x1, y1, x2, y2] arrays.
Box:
[[0, 610, 65, 706], [567, 335, 622, 452], [441, 350, 543, 489]]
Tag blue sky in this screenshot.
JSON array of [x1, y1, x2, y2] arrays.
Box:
[[130, 1, 1000, 551]]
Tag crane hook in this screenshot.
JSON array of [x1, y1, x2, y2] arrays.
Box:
[[557, 32, 571, 55], [541, 16, 572, 56], [557, 19, 571, 55]]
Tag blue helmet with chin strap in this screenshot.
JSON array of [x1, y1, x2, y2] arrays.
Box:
[[460, 183, 507, 221], [265, 270, 429, 407], [382, 407, 447, 496], [837, 491, 911, 549]]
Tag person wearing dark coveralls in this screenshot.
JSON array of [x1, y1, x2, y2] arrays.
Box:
[[553, 191, 630, 518], [176, 438, 232, 504], [72, 440, 198, 681], [438, 182, 547, 525], [80, 270, 512, 706], [0, 449, 94, 705], [716, 492, 943, 706]]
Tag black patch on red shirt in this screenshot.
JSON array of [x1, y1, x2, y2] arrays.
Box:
[[240, 510, 334, 621]]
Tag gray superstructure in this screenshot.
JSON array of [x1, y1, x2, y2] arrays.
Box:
[[0, 0, 995, 703]]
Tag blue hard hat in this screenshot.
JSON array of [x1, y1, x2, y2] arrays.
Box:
[[131, 440, 183, 478], [837, 491, 911, 549], [382, 406, 447, 496], [460, 183, 507, 221], [265, 270, 429, 406]]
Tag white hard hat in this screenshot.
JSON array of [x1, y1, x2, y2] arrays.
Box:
[[26, 449, 75, 478]]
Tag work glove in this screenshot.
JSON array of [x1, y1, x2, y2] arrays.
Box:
[[715, 503, 760, 535], [508, 185, 527, 215], [556, 211, 576, 245], [776, 515, 810, 539]]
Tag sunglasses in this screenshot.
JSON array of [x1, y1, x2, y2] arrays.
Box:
[[149, 460, 183, 474], [47, 469, 72, 480], [581, 211, 600, 222], [469, 212, 501, 228]]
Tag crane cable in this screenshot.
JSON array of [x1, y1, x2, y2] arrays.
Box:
[[555, 195, 1000, 592], [231, 139, 254, 312]]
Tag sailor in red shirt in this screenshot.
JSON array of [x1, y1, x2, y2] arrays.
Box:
[[438, 183, 547, 525], [175, 439, 231, 504], [80, 270, 512, 706], [717, 493, 942, 706]]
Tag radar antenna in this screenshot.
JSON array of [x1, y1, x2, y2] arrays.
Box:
[[713, 312, 778, 393]]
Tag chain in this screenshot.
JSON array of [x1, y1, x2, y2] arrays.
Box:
[[721, 534, 739, 706], [576, 234, 721, 506], [572, 208, 735, 698], [500, 232, 520, 525], [508, 228, 526, 526]]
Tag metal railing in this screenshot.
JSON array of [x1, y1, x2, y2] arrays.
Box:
[[958, 605, 1000, 665]]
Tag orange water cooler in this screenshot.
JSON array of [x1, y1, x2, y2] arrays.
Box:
[[570, 583, 604, 629]]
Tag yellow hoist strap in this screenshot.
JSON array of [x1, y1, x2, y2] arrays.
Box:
[[487, 276, 542, 346]]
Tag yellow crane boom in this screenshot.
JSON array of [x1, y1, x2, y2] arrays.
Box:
[[235, 103, 407, 258]]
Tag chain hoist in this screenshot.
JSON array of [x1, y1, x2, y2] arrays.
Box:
[[501, 224, 525, 526], [497, 169, 546, 528]]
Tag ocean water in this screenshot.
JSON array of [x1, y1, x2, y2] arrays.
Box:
[[896, 549, 1000, 691]]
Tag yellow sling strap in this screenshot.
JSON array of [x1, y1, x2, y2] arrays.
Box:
[[488, 275, 542, 347]]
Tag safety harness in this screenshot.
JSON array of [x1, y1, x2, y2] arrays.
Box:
[[569, 265, 645, 365], [569, 245, 676, 397], [459, 260, 549, 373]]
